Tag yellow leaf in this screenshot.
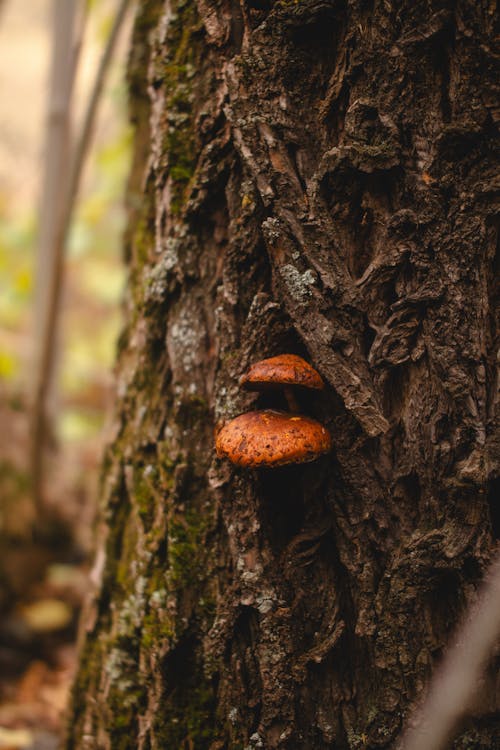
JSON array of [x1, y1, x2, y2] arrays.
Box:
[[0, 350, 17, 379], [0, 727, 33, 748], [14, 267, 32, 295], [21, 599, 73, 633]]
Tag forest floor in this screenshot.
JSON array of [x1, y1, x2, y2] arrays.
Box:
[[0, 387, 97, 750]]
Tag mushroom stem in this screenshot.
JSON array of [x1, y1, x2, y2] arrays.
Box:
[[284, 387, 300, 413]]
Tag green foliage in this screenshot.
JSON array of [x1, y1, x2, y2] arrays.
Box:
[[0, 213, 35, 383], [0, 217, 34, 319]]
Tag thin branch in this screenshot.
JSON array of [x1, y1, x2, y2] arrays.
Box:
[[399, 548, 500, 750], [31, 0, 133, 511]]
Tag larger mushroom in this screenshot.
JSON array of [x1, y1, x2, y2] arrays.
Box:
[[215, 409, 331, 468]]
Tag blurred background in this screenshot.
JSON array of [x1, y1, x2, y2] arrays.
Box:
[[0, 1, 132, 746]]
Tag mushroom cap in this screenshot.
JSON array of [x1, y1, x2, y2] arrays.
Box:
[[239, 354, 324, 391], [215, 409, 331, 468]]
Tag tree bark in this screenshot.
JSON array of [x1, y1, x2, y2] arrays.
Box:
[[67, 1, 499, 748]]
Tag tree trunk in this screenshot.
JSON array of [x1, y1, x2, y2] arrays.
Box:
[[67, 1, 499, 748]]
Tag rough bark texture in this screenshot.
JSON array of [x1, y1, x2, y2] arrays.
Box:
[[67, 1, 499, 748]]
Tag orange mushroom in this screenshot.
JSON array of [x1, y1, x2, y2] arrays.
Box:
[[239, 354, 324, 413], [215, 409, 331, 468], [239, 354, 324, 392]]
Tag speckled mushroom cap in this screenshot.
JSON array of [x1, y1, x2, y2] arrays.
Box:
[[239, 354, 324, 391], [215, 409, 331, 468]]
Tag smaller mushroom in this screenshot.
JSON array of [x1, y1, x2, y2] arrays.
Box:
[[215, 409, 331, 468], [239, 354, 324, 412]]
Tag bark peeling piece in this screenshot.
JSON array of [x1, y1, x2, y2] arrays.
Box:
[[215, 409, 331, 467], [239, 353, 324, 391]]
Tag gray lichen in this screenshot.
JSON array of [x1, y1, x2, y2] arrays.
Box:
[[279, 264, 316, 303]]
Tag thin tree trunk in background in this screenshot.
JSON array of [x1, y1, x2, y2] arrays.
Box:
[[68, 1, 499, 748], [32, 0, 79, 510], [32, 0, 130, 511]]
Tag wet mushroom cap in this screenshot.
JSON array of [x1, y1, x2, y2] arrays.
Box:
[[239, 354, 324, 391], [215, 409, 331, 468]]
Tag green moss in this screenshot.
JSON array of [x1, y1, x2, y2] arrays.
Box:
[[68, 632, 145, 748], [140, 613, 158, 649], [158, 0, 203, 215], [168, 506, 208, 588], [157, 442, 180, 478], [187, 394, 209, 410], [131, 464, 158, 528], [115, 516, 139, 590], [140, 570, 175, 648], [66, 635, 103, 745], [107, 658, 146, 747], [133, 214, 153, 266], [153, 667, 217, 748], [221, 350, 241, 366]]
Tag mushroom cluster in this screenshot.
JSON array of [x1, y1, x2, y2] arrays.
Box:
[[216, 354, 331, 468]]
